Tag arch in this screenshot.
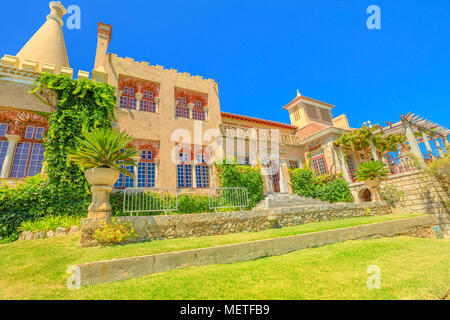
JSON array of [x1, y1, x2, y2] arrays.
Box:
[[358, 188, 372, 202]]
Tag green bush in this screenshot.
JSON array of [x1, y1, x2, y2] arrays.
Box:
[[18, 215, 82, 233], [177, 194, 210, 214], [215, 162, 264, 208], [0, 174, 89, 239], [289, 168, 318, 198], [316, 178, 354, 203], [289, 168, 353, 203]]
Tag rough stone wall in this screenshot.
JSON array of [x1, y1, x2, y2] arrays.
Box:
[[386, 170, 448, 215], [109, 202, 392, 243]]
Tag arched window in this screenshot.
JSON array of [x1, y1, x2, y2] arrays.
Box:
[[175, 97, 189, 119], [192, 100, 205, 120], [10, 125, 45, 178], [120, 86, 137, 110], [140, 90, 156, 113]]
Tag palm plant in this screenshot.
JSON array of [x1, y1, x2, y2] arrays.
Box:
[[68, 127, 140, 177], [354, 160, 390, 181]]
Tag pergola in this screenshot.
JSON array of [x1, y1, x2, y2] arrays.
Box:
[[374, 112, 450, 166]]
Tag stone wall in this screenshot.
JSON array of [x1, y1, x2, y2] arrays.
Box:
[[107, 202, 392, 243]]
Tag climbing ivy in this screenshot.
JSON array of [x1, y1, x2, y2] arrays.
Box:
[[31, 73, 116, 194], [0, 73, 117, 239]]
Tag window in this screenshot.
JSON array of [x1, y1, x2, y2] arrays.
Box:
[[137, 150, 155, 187], [192, 100, 205, 120], [113, 164, 135, 189], [176, 97, 189, 118], [289, 160, 299, 169], [0, 123, 8, 137], [311, 154, 328, 176], [120, 86, 137, 110], [319, 107, 332, 122], [141, 90, 156, 113], [0, 123, 9, 169], [9, 125, 45, 178], [177, 164, 192, 188], [176, 151, 192, 188], [195, 153, 209, 188]]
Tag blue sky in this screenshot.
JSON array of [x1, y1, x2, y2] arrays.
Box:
[[1, 0, 449, 132]]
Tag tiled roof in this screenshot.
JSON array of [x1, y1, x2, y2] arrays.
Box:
[[295, 122, 330, 139]]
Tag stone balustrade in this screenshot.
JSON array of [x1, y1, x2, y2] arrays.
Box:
[[220, 124, 302, 146]]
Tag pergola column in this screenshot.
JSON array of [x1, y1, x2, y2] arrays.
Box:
[[403, 121, 425, 166], [443, 135, 449, 148], [432, 136, 444, 158], [421, 130, 434, 159], [1, 134, 21, 178], [336, 147, 352, 183], [369, 137, 379, 161]]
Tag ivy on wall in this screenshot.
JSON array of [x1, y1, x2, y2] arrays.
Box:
[[0, 73, 117, 239]]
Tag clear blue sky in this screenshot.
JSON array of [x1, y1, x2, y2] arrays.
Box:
[[1, 0, 449, 130]]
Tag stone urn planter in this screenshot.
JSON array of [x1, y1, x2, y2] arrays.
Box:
[[85, 167, 120, 219], [363, 179, 381, 189]]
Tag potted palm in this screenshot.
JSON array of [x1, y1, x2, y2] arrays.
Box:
[[354, 160, 390, 188], [69, 127, 139, 218]]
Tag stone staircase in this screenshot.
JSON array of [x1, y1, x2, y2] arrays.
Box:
[[255, 193, 331, 209]]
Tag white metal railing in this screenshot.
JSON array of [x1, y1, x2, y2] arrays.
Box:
[[123, 188, 178, 215], [208, 187, 249, 212]]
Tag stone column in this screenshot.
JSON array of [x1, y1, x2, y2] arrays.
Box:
[[1, 134, 21, 178], [192, 161, 198, 188], [403, 121, 425, 167], [421, 130, 434, 159], [135, 93, 143, 111], [336, 147, 352, 183], [154, 158, 160, 187], [188, 103, 194, 119], [204, 107, 209, 121], [116, 90, 123, 107], [154, 97, 160, 113], [278, 160, 288, 193], [369, 137, 379, 161], [132, 156, 140, 187]]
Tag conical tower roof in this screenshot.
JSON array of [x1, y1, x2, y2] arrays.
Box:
[[16, 1, 69, 72]]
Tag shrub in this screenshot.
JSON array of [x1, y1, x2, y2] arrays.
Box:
[[93, 218, 137, 245], [215, 162, 264, 208], [177, 194, 210, 214], [427, 146, 450, 194], [379, 183, 404, 206], [288, 168, 318, 198], [316, 178, 354, 203], [18, 215, 82, 233], [0, 174, 89, 239], [289, 168, 353, 203]]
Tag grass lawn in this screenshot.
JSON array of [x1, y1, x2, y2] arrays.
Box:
[[1, 213, 448, 299]]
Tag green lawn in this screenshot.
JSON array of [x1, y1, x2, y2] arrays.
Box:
[[1, 213, 448, 299]]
